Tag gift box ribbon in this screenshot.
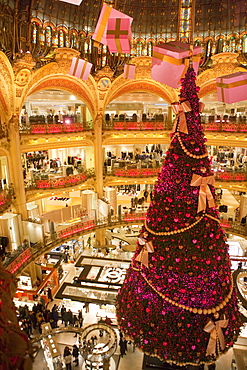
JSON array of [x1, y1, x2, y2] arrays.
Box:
[[153, 51, 200, 84], [171, 100, 192, 134], [135, 241, 154, 268], [190, 174, 215, 213], [107, 18, 129, 53], [204, 319, 229, 356], [217, 77, 247, 103], [93, 4, 112, 44], [70, 59, 89, 79], [124, 64, 136, 79]]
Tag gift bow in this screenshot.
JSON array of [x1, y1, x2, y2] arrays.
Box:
[[204, 319, 229, 356], [171, 100, 192, 134], [190, 174, 215, 213], [135, 241, 154, 268]]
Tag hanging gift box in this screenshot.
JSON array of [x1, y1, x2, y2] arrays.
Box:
[[106, 18, 131, 53], [124, 64, 136, 79], [216, 72, 247, 104], [69, 57, 92, 81], [151, 41, 201, 88], [59, 0, 83, 5], [92, 3, 133, 47]]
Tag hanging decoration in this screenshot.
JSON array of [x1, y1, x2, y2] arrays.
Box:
[[151, 41, 201, 88], [59, 0, 83, 5], [106, 18, 132, 53], [216, 72, 247, 104], [69, 57, 92, 81], [123, 64, 136, 79], [92, 3, 133, 53]]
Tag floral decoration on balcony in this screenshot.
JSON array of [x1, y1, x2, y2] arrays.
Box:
[[113, 168, 160, 177], [215, 171, 247, 182], [35, 173, 87, 189]]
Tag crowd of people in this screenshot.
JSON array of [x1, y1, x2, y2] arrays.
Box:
[[18, 301, 84, 338]]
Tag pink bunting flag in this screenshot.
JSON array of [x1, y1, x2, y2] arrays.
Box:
[[69, 57, 92, 81]]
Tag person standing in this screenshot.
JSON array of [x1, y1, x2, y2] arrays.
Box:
[[78, 309, 84, 328], [47, 287, 53, 302], [119, 337, 127, 357], [72, 344, 79, 367], [64, 346, 72, 370]]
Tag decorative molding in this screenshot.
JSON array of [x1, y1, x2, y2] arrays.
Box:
[[16, 88, 22, 97], [211, 52, 240, 76]]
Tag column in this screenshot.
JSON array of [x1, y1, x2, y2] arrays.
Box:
[[8, 114, 28, 219], [25, 261, 38, 287], [95, 229, 106, 247], [94, 113, 104, 198]]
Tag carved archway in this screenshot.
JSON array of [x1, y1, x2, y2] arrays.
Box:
[[105, 78, 177, 109], [22, 74, 97, 118], [0, 52, 15, 120]]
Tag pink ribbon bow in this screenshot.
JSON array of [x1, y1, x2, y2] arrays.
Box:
[[204, 319, 229, 356], [190, 174, 215, 213], [135, 241, 154, 268], [199, 101, 205, 113], [171, 100, 192, 134]]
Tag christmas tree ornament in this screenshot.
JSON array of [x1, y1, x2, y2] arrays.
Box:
[[116, 68, 242, 367]]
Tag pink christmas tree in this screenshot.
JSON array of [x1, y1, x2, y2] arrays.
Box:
[[116, 67, 242, 368]]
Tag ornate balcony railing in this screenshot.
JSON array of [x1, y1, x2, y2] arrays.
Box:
[[203, 121, 247, 132], [25, 169, 95, 190], [111, 167, 161, 177], [2, 213, 247, 277], [215, 171, 247, 182], [20, 121, 93, 134], [103, 121, 173, 131]]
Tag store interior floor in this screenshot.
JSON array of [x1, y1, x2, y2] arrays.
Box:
[[30, 246, 247, 370]]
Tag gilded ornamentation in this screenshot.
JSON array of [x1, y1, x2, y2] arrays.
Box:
[[94, 65, 115, 82], [16, 88, 22, 97], [55, 47, 80, 70], [27, 77, 96, 117], [15, 69, 31, 87], [211, 52, 240, 76]]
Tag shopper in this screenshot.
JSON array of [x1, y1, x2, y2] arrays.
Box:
[[64, 346, 72, 370], [119, 337, 127, 357], [78, 309, 84, 328], [47, 287, 53, 302], [72, 344, 79, 367]]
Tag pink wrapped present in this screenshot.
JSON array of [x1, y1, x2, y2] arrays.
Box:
[[124, 64, 136, 79], [151, 41, 201, 88], [59, 0, 83, 5], [216, 72, 247, 104], [106, 18, 131, 53], [69, 57, 92, 81], [92, 4, 133, 47]]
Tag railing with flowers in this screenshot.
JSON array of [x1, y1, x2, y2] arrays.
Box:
[[2, 213, 247, 277], [203, 120, 247, 133], [112, 167, 161, 177], [25, 169, 95, 190], [5, 246, 32, 274], [20, 121, 93, 134], [215, 171, 247, 182], [103, 121, 173, 131], [58, 219, 95, 239], [122, 212, 146, 221]]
